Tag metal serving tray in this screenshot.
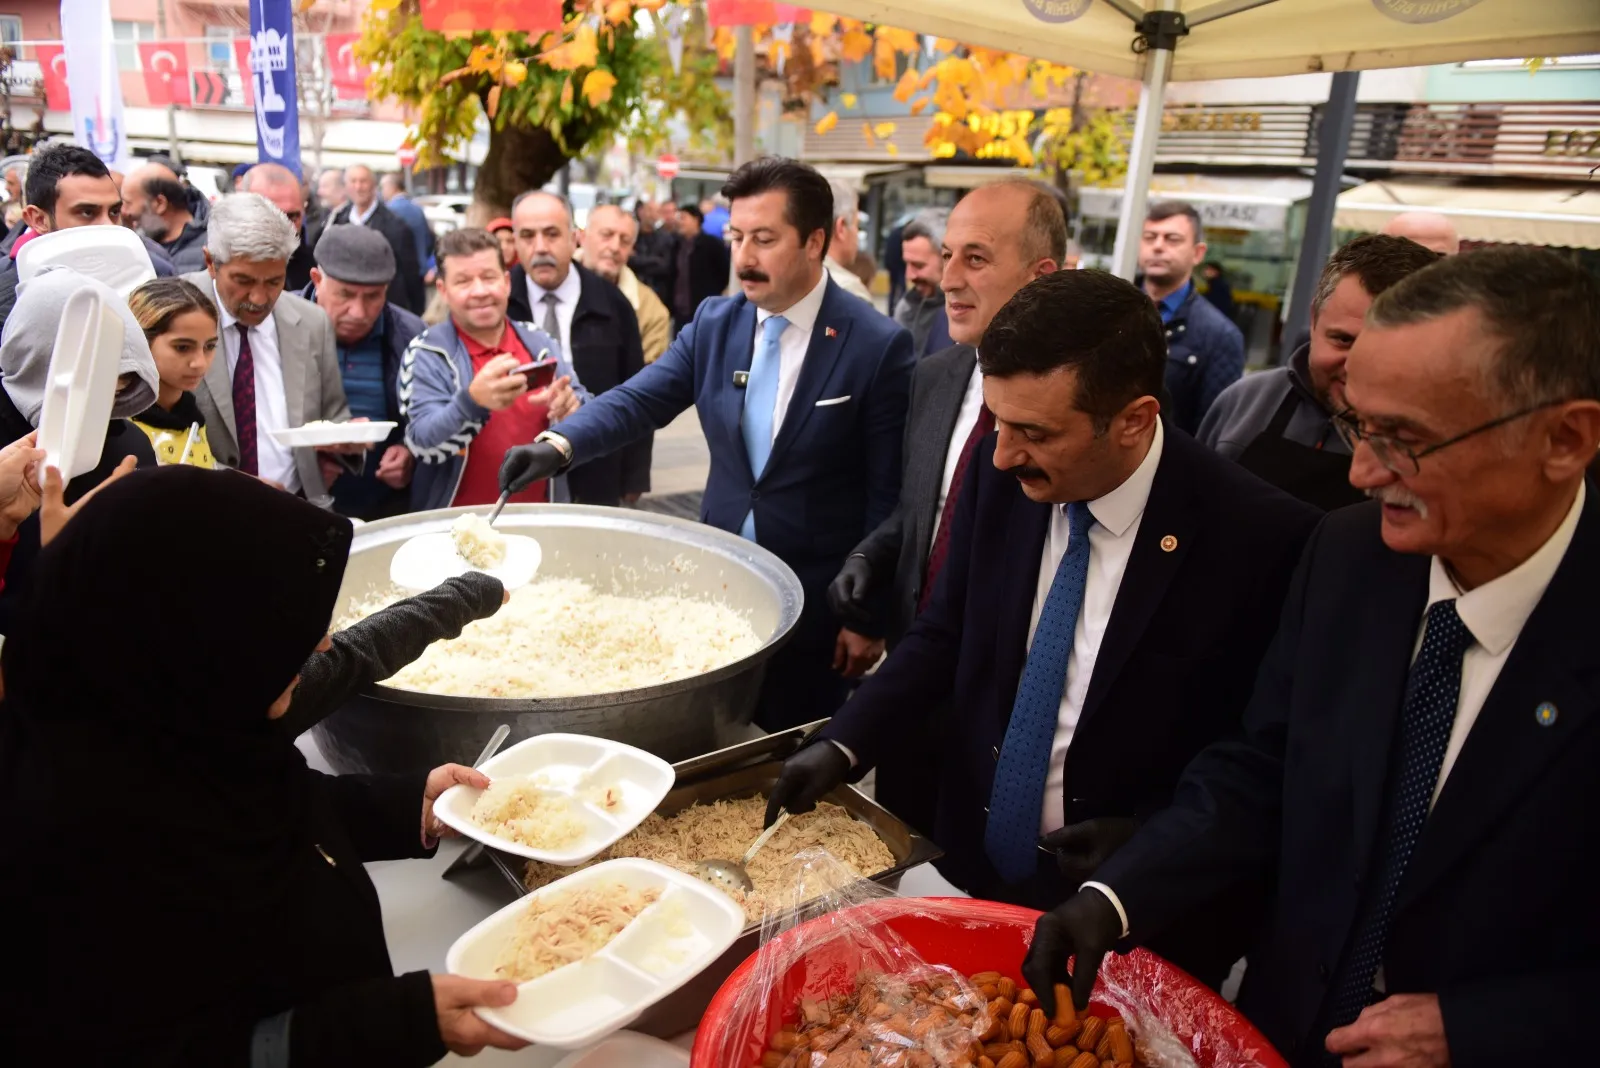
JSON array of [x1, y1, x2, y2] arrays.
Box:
[[482, 721, 944, 1038]]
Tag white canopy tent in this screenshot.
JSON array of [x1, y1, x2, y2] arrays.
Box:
[[819, 0, 1600, 276]]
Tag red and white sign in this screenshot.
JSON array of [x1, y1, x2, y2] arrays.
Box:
[[324, 33, 370, 98], [139, 41, 192, 106], [397, 144, 418, 168], [655, 153, 680, 181], [34, 44, 70, 110], [232, 36, 255, 107]]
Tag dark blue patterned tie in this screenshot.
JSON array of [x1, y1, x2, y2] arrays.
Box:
[[1325, 599, 1475, 1033], [984, 501, 1095, 883]]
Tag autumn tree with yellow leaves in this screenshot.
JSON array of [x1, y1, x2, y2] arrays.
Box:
[[359, 0, 729, 216]]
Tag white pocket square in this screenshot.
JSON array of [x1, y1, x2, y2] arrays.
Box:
[[815, 395, 852, 407]]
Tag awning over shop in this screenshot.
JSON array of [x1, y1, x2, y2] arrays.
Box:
[[921, 165, 1046, 189], [1333, 178, 1600, 249], [1079, 174, 1316, 233], [812, 163, 913, 189]]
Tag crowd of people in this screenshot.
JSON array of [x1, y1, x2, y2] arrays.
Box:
[[0, 136, 1595, 1067]]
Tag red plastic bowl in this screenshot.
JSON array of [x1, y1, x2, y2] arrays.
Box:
[[691, 897, 1287, 1068]]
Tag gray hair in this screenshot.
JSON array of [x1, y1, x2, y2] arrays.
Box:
[[206, 193, 298, 265], [1369, 246, 1600, 409], [902, 208, 948, 250], [0, 155, 29, 181], [828, 178, 859, 224]]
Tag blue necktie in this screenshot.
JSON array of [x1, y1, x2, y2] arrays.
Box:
[[985, 501, 1095, 883], [739, 314, 788, 541], [1325, 599, 1475, 1036]]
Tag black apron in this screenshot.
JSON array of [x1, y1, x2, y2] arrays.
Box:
[[1235, 390, 1365, 512]]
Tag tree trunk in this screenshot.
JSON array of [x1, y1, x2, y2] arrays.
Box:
[[472, 123, 569, 222]]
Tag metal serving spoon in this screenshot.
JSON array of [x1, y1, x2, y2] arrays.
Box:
[[696, 810, 792, 893], [442, 724, 511, 878]]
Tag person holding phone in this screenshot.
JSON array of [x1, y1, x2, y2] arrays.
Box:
[[401, 227, 585, 511]]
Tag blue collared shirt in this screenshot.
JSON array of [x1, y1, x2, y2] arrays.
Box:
[[1157, 280, 1193, 324]]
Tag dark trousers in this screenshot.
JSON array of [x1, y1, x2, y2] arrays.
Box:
[[754, 576, 849, 732]]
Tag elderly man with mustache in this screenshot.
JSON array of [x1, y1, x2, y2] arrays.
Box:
[[506, 191, 651, 507]]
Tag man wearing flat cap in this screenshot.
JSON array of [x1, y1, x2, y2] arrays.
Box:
[[304, 223, 427, 519]]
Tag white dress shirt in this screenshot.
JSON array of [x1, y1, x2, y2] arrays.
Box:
[[930, 362, 986, 550], [348, 199, 379, 226], [1088, 478, 1586, 941], [529, 263, 582, 364], [755, 271, 829, 443], [218, 303, 297, 493], [1033, 420, 1165, 835]]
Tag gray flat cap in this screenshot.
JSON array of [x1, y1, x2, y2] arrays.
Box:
[[314, 223, 396, 285]]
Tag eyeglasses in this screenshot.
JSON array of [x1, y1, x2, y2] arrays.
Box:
[[1331, 401, 1563, 476]]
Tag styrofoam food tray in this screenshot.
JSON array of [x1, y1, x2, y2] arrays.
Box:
[[446, 858, 745, 1049], [267, 420, 397, 447], [434, 733, 674, 864], [550, 1030, 689, 1067]]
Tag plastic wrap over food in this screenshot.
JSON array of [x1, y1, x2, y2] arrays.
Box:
[[695, 891, 1288, 1068], [711, 849, 990, 1067]]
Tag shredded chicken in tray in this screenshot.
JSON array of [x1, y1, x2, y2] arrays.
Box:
[[494, 881, 662, 982], [522, 797, 897, 921]]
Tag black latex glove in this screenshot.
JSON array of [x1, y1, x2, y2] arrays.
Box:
[[1022, 889, 1123, 1017], [498, 441, 565, 496], [826, 554, 874, 627], [1038, 817, 1141, 886], [764, 742, 851, 828]]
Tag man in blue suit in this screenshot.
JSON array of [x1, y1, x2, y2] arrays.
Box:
[[500, 157, 916, 730]]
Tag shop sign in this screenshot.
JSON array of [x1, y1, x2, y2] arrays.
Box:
[[1022, 0, 1093, 24], [1079, 187, 1290, 233], [1162, 109, 1263, 133], [1371, 0, 1484, 23], [1543, 129, 1600, 158]]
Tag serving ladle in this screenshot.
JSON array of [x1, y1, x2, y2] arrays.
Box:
[[389, 491, 543, 592], [696, 810, 793, 893]]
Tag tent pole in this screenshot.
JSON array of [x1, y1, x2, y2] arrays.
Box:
[[1110, 7, 1183, 281], [1279, 70, 1360, 365]]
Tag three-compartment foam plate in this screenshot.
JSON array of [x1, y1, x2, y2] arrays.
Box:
[[433, 733, 675, 865], [445, 858, 745, 1049]]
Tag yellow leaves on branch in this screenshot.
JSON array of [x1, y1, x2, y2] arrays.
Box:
[[602, 0, 633, 24], [541, 23, 598, 71], [840, 28, 873, 63], [814, 110, 838, 135], [839, 93, 858, 110], [892, 68, 920, 104], [873, 121, 897, 138], [582, 68, 618, 106]]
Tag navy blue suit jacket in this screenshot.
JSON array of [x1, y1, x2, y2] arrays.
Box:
[[556, 275, 915, 589], [1094, 493, 1600, 1065], [822, 426, 1317, 973]]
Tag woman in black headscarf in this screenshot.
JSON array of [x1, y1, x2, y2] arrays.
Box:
[[0, 467, 526, 1065]]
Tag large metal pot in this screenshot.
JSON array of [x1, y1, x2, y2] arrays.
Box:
[[310, 504, 803, 775]]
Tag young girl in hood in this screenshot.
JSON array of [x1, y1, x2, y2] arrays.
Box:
[[129, 277, 219, 468]]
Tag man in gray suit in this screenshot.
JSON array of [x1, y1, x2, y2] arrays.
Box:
[[827, 180, 1067, 829], [183, 193, 356, 506]]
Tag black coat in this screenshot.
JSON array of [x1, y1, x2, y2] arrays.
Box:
[[508, 262, 652, 505], [0, 384, 157, 633], [630, 226, 679, 311], [676, 231, 730, 325], [328, 202, 426, 315], [822, 425, 1318, 980], [1095, 493, 1600, 1066]]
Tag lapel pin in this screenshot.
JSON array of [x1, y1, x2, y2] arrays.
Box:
[[1160, 534, 1178, 552], [1535, 701, 1558, 727], [825, 326, 838, 338], [733, 370, 749, 388]]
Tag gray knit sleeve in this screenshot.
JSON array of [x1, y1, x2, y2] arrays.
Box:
[[279, 572, 505, 738]]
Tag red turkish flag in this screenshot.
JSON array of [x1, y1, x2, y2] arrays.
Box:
[[233, 37, 254, 107], [420, 0, 561, 35], [774, 4, 812, 19], [139, 41, 192, 107], [34, 44, 70, 110], [324, 33, 370, 98], [707, 0, 775, 25]]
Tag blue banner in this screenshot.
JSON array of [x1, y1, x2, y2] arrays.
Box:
[[248, 0, 301, 175]]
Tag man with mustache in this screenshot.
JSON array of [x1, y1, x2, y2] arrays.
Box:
[[402, 227, 583, 512], [182, 193, 357, 505], [1024, 248, 1600, 1067], [768, 268, 1319, 989], [499, 157, 915, 731], [1199, 235, 1440, 510], [507, 191, 651, 506], [304, 224, 427, 519]]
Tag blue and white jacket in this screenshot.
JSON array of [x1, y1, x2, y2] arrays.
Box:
[[399, 317, 587, 511]]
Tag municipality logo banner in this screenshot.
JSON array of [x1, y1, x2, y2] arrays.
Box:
[[250, 0, 301, 175]]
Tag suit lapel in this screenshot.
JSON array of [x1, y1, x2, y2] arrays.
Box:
[[764, 281, 851, 477], [276, 301, 307, 427], [1345, 547, 1433, 878], [198, 277, 239, 450], [1397, 494, 1600, 911], [1076, 429, 1201, 732], [721, 299, 758, 480], [918, 348, 978, 539], [994, 482, 1053, 732]]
